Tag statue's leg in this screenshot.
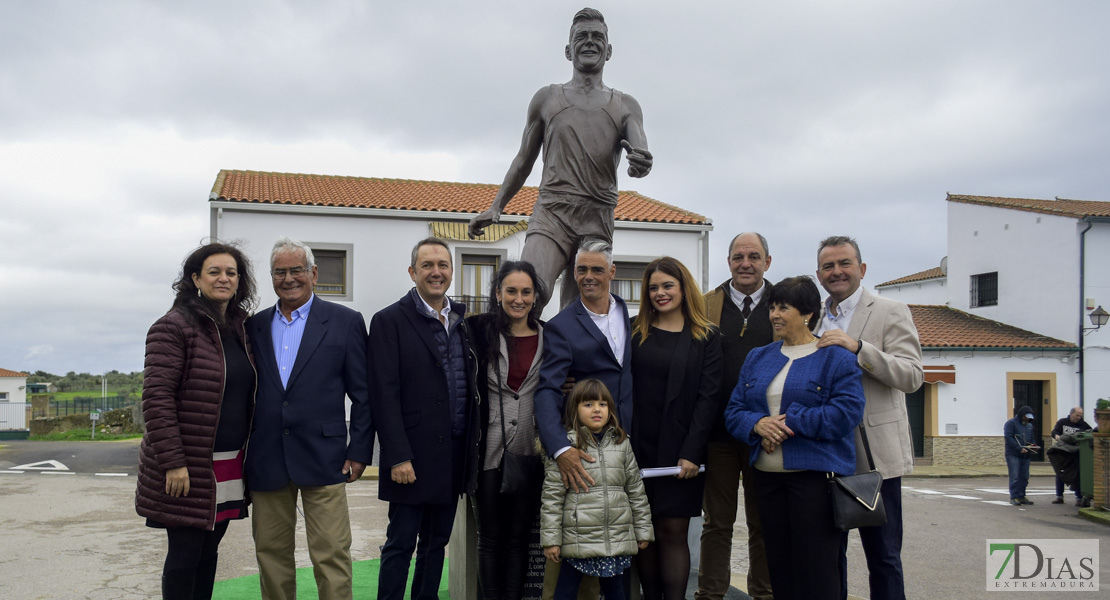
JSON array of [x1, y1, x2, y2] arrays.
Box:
[[520, 232, 570, 313]]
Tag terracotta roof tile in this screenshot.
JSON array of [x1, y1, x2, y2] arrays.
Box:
[[0, 368, 29, 377], [211, 170, 709, 225], [947, 194, 1110, 218], [907, 305, 1076, 349], [877, 267, 945, 287]]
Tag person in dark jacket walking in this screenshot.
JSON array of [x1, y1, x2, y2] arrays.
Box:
[[369, 237, 481, 600], [136, 242, 258, 600], [1004, 406, 1038, 506]]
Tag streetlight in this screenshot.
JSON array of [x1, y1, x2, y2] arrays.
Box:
[[1080, 305, 1109, 410], [1084, 305, 1109, 334]]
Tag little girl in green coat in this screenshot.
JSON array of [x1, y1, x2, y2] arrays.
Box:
[[541, 379, 654, 600]]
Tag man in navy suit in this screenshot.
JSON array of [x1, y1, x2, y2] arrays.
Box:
[[535, 240, 633, 491], [369, 237, 480, 600], [534, 240, 633, 599], [246, 237, 373, 600]]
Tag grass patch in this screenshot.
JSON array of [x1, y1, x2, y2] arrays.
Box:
[[30, 428, 143, 441], [49, 391, 135, 403]]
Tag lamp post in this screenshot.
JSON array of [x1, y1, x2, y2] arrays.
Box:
[[1085, 306, 1110, 333], [1080, 306, 1109, 410]]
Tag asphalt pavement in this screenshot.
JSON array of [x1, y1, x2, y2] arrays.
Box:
[[1, 440, 1106, 599]]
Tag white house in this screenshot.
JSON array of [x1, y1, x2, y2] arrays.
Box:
[[208, 170, 714, 323], [0, 368, 27, 404], [877, 194, 1110, 465], [0, 368, 29, 432]]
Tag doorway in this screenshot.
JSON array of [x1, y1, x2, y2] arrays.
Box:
[[905, 385, 925, 458], [1012, 380, 1045, 461]]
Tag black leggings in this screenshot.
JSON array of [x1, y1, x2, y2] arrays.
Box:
[[635, 516, 691, 600], [162, 521, 229, 600], [474, 467, 541, 600]]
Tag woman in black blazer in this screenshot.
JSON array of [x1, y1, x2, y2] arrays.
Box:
[[630, 256, 722, 600]]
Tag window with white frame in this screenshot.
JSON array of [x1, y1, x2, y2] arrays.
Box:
[[970, 271, 998, 308]]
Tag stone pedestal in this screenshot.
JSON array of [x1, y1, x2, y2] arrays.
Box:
[[449, 496, 479, 600]]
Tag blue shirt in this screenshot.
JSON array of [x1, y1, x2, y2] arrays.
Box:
[[271, 294, 315, 389]]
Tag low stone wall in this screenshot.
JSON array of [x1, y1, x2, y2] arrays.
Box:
[[929, 436, 1007, 466], [30, 405, 141, 436], [31, 413, 94, 436], [99, 406, 141, 433]]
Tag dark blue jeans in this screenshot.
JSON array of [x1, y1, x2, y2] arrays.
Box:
[[1055, 475, 1081, 498], [1006, 454, 1030, 499], [378, 500, 459, 600], [838, 477, 905, 600]]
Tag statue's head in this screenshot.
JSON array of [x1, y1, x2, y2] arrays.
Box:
[[566, 7, 611, 72]]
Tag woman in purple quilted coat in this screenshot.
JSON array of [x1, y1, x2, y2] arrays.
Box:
[[135, 242, 258, 600]]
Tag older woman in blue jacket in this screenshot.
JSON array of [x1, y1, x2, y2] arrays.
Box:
[[725, 276, 865, 600]]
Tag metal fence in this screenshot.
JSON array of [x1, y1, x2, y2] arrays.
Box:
[[35, 395, 136, 418], [451, 295, 491, 316], [0, 402, 29, 430]]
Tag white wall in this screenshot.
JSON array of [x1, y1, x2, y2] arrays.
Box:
[[876, 278, 947, 305], [925, 351, 1077, 437], [946, 203, 1079, 341], [0, 376, 27, 404], [214, 205, 709, 323], [1081, 224, 1110, 406]]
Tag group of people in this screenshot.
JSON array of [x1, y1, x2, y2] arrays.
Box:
[[136, 228, 923, 600], [1007, 405, 1095, 508]]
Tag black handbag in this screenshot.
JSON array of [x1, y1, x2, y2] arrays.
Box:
[[495, 368, 542, 495], [828, 425, 887, 531]]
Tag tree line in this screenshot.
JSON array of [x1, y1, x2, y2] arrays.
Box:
[[27, 370, 143, 394]]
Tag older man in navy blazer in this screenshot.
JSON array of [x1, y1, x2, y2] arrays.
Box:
[[246, 237, 373, 600], [369, 237, 480, 600]]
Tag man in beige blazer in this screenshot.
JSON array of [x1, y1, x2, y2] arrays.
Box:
[[815, 235, 923, 600]]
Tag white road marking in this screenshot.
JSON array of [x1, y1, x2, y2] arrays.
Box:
[[0, 470, 25, 474], [943, 495, 981, 500], [975, 487, 1055, 496], [914, 489, 945, 495], [94, 473, 129, 477], [11, 459, 69, 471], [983, 500, 1018, 506], [42, 471, 76, 475]]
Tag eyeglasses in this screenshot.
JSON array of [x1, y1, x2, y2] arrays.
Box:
[[271, 266, 308, 279]]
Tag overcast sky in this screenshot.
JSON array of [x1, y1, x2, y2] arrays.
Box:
[[2, 1, 1108, 375]]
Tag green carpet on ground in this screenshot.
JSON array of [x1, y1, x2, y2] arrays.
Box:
[[211, 558, 448, 599]]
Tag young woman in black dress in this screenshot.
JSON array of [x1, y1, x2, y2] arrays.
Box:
[[630, 256, 722, 600]]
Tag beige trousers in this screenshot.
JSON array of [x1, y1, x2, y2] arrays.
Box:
[[252, 482, 353, 600]]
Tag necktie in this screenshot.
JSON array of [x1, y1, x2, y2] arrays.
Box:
[[742, 296, 753, 318]]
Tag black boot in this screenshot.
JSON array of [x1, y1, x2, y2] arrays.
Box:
[[192, 554, 219, 599], [162, 567, 195, 600]]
